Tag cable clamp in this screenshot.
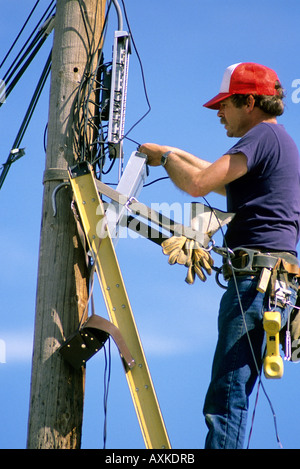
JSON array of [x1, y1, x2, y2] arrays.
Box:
[[213, 245, 234, 258], [9, 148, 26, 163], [39, 15, 55, 37]]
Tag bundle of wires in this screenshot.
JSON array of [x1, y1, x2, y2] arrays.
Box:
[[71, 0, 151, 183], [0, 0, 55, 189], [0, 0, 55, 103]]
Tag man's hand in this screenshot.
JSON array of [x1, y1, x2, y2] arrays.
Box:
[[139, 143, 170, 166]]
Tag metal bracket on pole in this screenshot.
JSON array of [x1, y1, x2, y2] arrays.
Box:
[[59, 314, 135, 370], [0, 148, 26, 189]]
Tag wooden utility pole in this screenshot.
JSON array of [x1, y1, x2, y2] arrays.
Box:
[[27, 0, 106, 449]]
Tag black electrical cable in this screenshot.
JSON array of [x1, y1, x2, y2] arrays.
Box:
[[2, 1, 55, 84], [143, 176, 170, 187], [102, 337, 112, 449], [72, 0, 153, 183], [0, 50, 52, 189], [97, 0, 153, 183], [247, 369, 262, 449], [0, 0, 42, 70], [0, 3, 55, 109], [15, 51, 51, 145], [119, 0, 151, 141], [3, 30, 50, 103], [71, 0, 114, 165], [3, 27, 44, 83]]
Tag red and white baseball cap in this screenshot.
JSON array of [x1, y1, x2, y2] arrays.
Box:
[[203, 62, 280, 110]]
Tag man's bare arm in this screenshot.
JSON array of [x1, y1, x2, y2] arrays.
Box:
[[139, 143, 248, 197]]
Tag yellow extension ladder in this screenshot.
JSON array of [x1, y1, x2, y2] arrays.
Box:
[[68, 161, 171, 449]]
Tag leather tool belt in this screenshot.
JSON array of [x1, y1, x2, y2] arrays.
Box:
[[222, 247, 300, 281]]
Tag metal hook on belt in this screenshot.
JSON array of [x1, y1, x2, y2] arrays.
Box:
[[229, 247, 261, 273], [212, 245, 235, 259], [214, 266, 228, 289], [214, 247, 261, 285]]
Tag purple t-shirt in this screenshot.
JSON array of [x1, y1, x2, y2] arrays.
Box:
[[225, 122, 300, 256]]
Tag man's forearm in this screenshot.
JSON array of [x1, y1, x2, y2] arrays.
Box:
[[138, 143, 227, 197], [162, 147, 226, 196], [164, 147, 211, 169]]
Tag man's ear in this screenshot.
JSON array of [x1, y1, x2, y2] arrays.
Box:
[[246, 94, 256, 111]]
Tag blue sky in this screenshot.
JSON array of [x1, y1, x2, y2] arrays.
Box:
[[1, 0, 300, 450]]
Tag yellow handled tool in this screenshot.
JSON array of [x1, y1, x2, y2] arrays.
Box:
[[263, 311, 283, 379]]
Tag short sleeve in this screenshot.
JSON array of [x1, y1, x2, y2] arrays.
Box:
[[226, 123, 279, 172]]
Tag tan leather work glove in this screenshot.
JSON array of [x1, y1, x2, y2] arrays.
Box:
[[191, 241, 214, 283], [161, 236, 214, 285], [161, 235, 187, 265]]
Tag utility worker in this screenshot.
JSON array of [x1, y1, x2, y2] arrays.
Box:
[[139, 62, 300, 449]]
